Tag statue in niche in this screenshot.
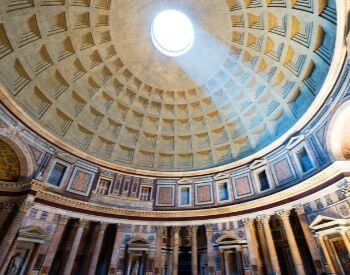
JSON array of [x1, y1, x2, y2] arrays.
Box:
[[7, 253, 23, 275]]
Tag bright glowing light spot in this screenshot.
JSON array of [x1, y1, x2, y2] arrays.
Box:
[[151, 10, 194, 57]]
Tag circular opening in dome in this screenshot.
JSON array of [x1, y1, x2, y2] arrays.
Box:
[[151, 10, 194, 57]]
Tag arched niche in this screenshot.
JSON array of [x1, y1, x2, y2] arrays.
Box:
[[327, 100, 350, 160], [0, 129, 35, 180], [0, 139, 20, 181]]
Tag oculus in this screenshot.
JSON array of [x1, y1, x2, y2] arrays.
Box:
[[151, 10, 194, 57]]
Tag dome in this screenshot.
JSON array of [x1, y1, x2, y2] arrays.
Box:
[[1, 1, 350, 275], [0, 0, 340, 174]]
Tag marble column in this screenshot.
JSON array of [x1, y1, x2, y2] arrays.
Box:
[[340, 231, 350, 257], [241, 218, 263, 274], [41, 215, 69, 274], [276, 210, 306, 275], [109, 224, 125, 274], [318, 235, 337, 274], [205, 224, 216, 275], [256, 217, 273, 274], [87, 222, 108, 275], [154, 226, 164, 275], [224, 251, 231, 275], [258, 215, 281, 275], [25, 243, 40, 274], [191, 225, 198, 275], [0, 239, 18, 275], [295, 206, 325, 274], [0, 198, 34, 265], [172, 226, 180, 275], [63, 219, 88, 275]]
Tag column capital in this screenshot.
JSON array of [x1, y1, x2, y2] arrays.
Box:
[[99, 222, 108, 231], [256, 214, 271, 224], [78, 219, 89, 228], [276, 209, 291, 219], [173, 226, 181, 234], [241, 218, 254, 227], [117, 223, 125, 231], [205, 224, 212, 231], [190, 225, 198, 232], [294, 205, 306, 215], [58, 215, 70, 225], [18, 198, 35, 212]]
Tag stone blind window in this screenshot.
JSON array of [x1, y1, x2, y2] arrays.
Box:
[[258, 170, 270, 191], [140, 186, 152, 201], [96, 178, 111, 195], [47, 162, 67, 186], [297, 147, 313, 173]]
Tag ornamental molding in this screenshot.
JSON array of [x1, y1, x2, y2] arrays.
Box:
[[24, 161, 350, 223]]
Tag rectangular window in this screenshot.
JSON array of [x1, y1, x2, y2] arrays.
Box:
[[218, 182, 229, 201], [297, 147, 313, 173], [47, 163, 67, 186], [180, 187, 190, 206], [140, 186, 152, 201], [258, 170, 270, 191]]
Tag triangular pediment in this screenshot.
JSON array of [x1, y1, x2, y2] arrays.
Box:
[[249, 159, 266, 170], [213, 173, 230, 180], [18, 226, 49, 242], [127, 236, 151, 249], [309, 215, 337, 229], [286, 135, 304, 150]]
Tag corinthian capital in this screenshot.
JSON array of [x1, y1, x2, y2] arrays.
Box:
[[276, 210, 291, 219]]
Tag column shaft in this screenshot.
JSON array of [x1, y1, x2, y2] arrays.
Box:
[[63, 219, 87, 275], [296, 207, 325, 274], [109, 224, 125, 273], [87, 223, 107, 275], [25, 243, 40, 274], [172, 227, 180, 275], [256, 221, 273, 274], [260, 216, 281, 275], [224, 251, 231, 275], [340, 231, 350, 257], [154, 226, 164, 274], [191, 226, 198, 275], [318, 236, 337, 274], [277, 211, 306, 275], [41, 215, 69, 274], [0, 240, 18, 275]]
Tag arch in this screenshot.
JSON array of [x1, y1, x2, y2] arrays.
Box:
[[327, 100, 350, 160], [216, 234, 237, 245], [0, 129, 35, 180]]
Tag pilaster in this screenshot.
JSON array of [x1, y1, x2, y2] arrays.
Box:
[[109, 223, 125, 274], [191, 225, 198, 275], [172, 226, 180, 275], [241, 218, 263, 274]]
